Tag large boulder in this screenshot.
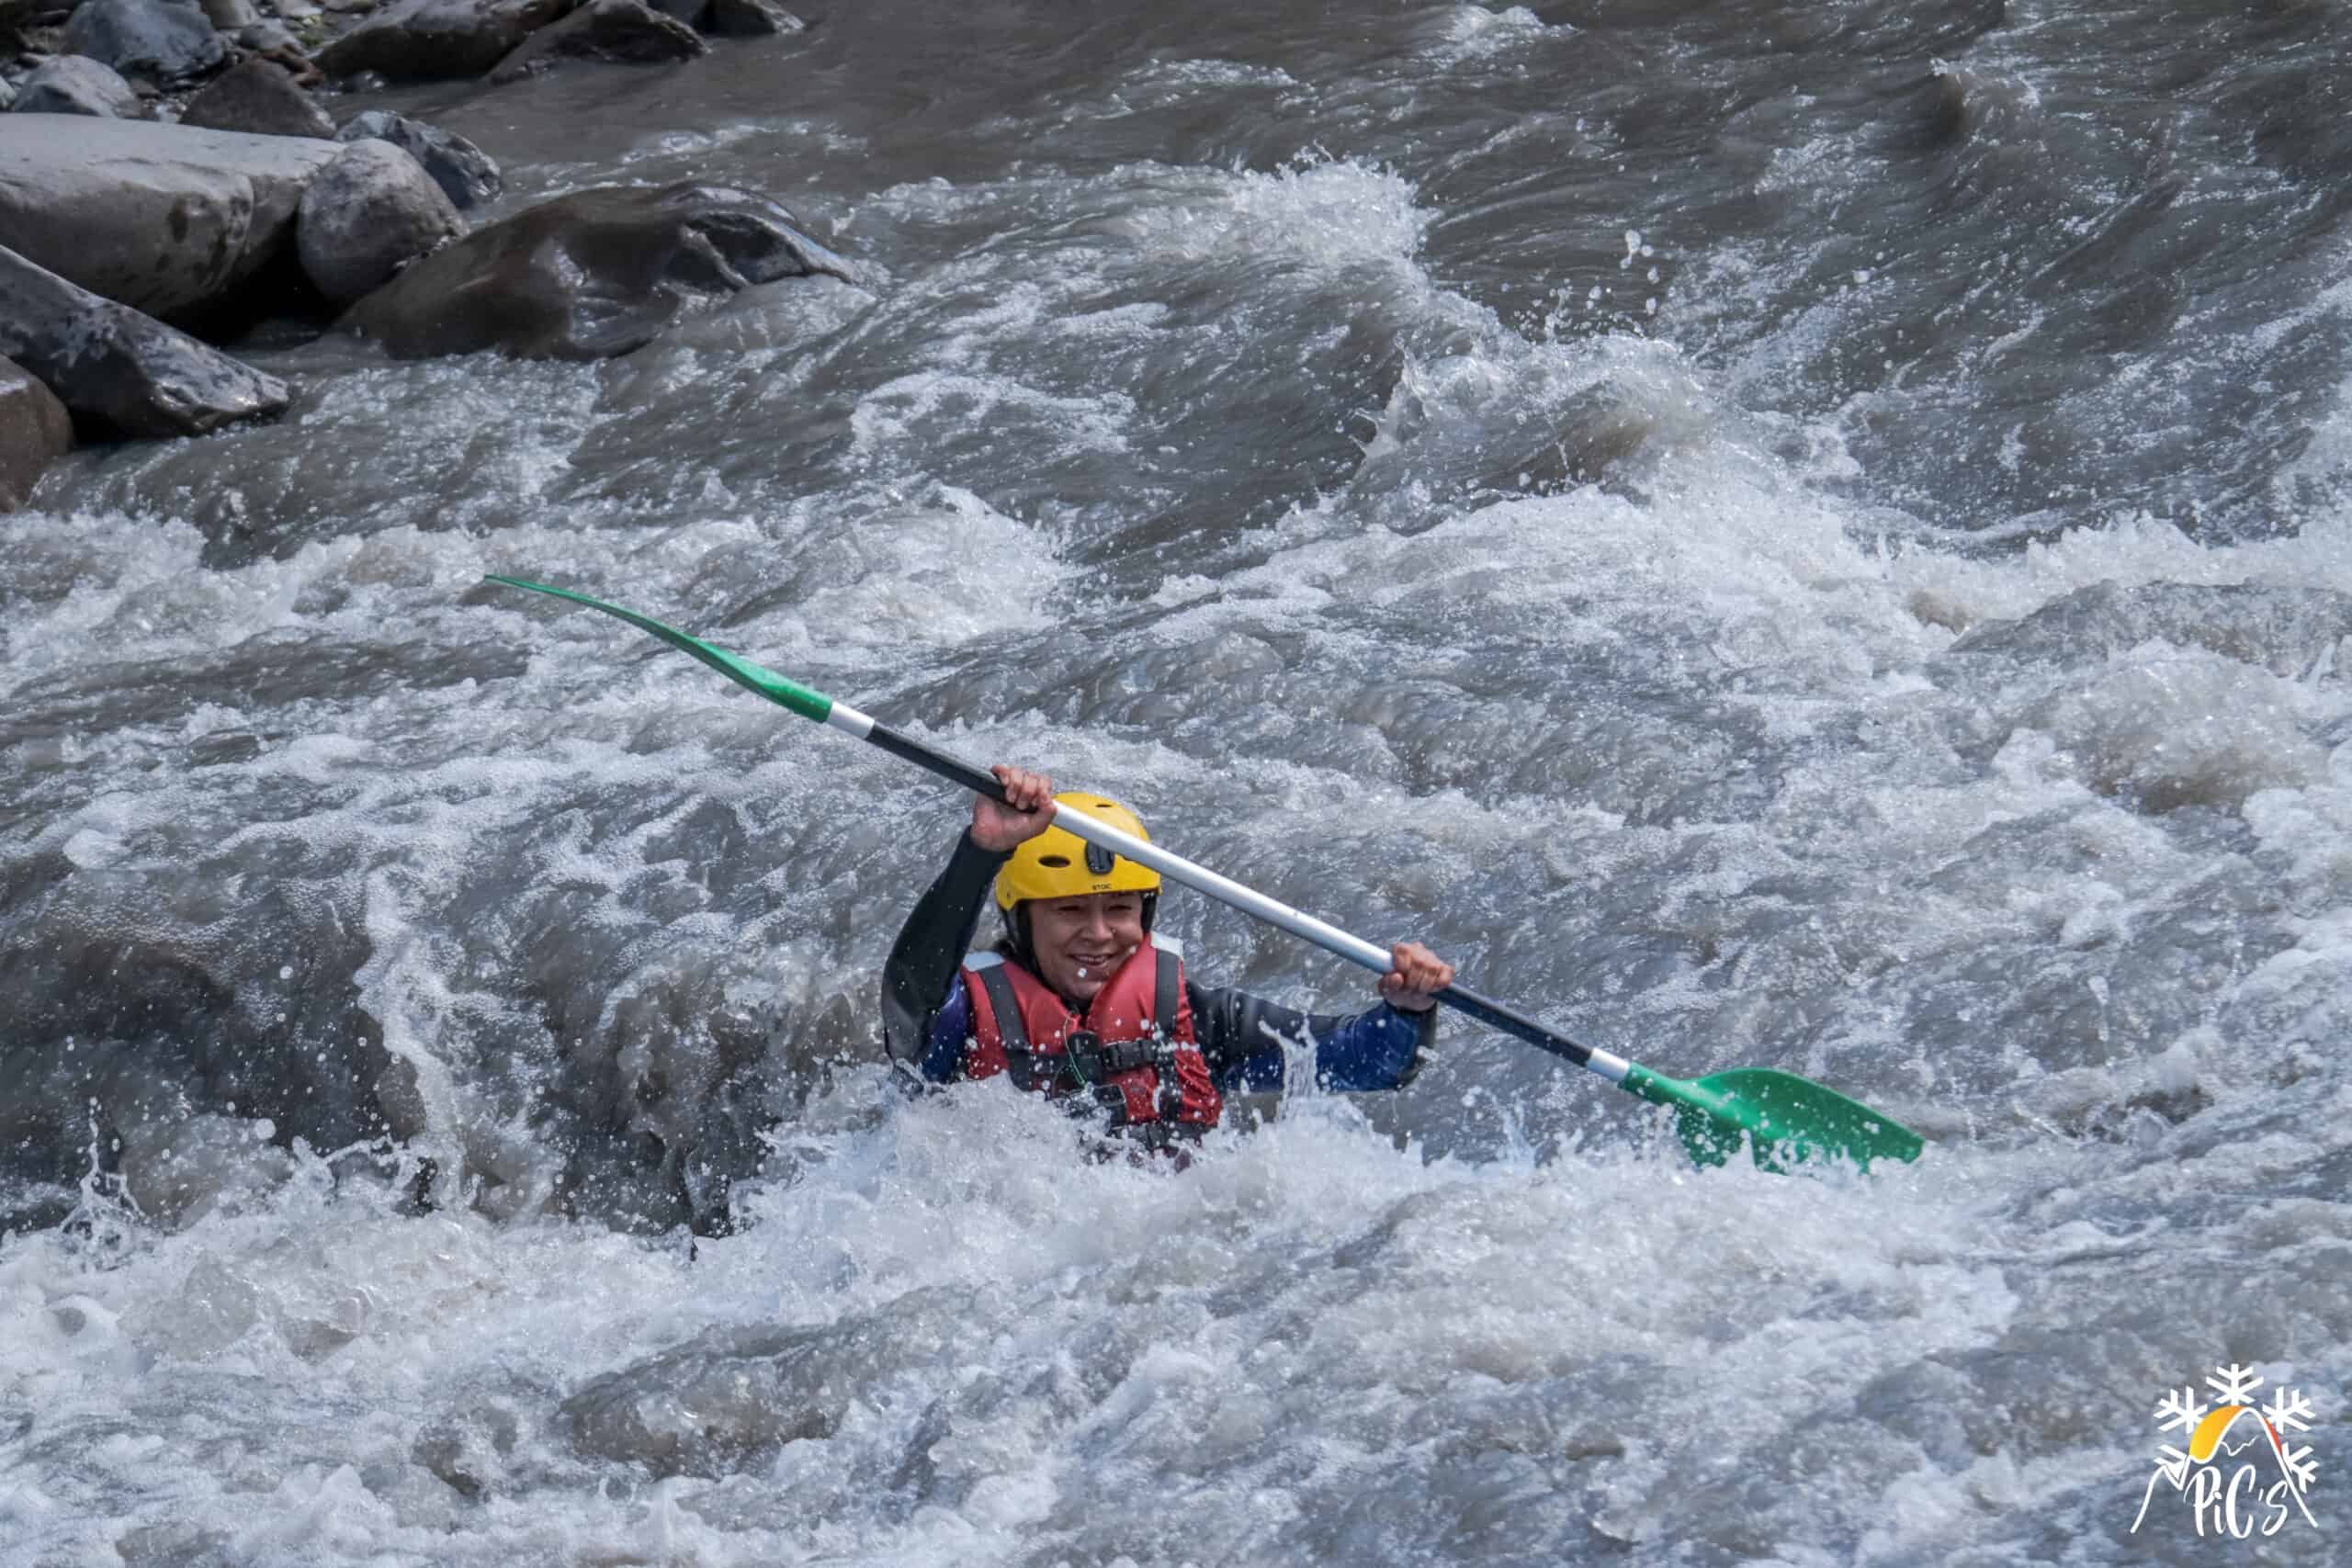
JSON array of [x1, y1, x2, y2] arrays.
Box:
[[0, 353, 73, 509], [63, 0, 229, 86], [336, 110, 501, 210], [12, 55, 146, 118], [648, 0, 798, 31], [0, 115, 340, 321], [0, 243, 288, 438], [706, 0, 800, 36], [341, 182, 854, 360], [487, 0, 703, 81], [178, 57, 335, 139], [296, 140, 459, 305], [316, 0, 574, 81]]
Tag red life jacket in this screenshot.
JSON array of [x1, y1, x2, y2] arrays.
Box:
[[958, 937, 1223, 1139]]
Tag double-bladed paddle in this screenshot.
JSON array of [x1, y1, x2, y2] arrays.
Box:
[[482, 575, 1925, 1173]]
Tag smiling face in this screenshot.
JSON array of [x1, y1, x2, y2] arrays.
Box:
[[1024, 890, 1147, 1008]]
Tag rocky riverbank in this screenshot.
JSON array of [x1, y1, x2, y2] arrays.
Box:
[[0, 0, 836, 507]]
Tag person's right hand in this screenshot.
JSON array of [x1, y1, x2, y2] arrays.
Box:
[[969, 764, 1056, 852]]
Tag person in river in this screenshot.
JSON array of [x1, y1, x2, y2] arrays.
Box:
[[881, 764, 1455, 1151]]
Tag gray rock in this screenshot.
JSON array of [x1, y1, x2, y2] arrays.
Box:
[[317, 0, 573, 82], [335, 109, 500, 210], [0, 0, 40, 52], [237, 18, 303, 51], [13, 55, 146, 118], [234, 20, 322, 82], [198, 0, 254, 27], [649, 0, 792, 33], [0, 115, 339, 320], [0, 243, 288, 437], [487, 0, 703, 83], [562, 1292, 961, 1479], [0, 352, 72, 509], [704, 0, 799, 36], [295, 139, 459, 305], [178, 57, 334, 138], [63, 0, 229, 86], [342, 181, 854, 360], [0, 78, 12, 115]]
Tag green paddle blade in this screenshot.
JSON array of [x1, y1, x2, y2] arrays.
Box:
[[1620, 1064, 1924, 1172], [483, 576, 836, 724]]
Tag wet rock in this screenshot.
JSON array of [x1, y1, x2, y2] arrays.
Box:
[[563, 1292, 959, 1478], [488, 0, 704, 83], [141, 1255, 261, 1358], [0, 0, 39, 52], [178, 57, 335, 138], [296, 139, 460, 305], [1907, 69, 1973, 150], [704, 0, 801, 35], [564, 1325, 840, 1476], [237, 21, 324, 83], [197, 0, 255, 27], [645, 0, 797, 33], [0, 353, 72, 509], [115, 1525, 235, 1567], [413, 1406, 519, 1499], [118, 1111, 293, 1226], [12, 55, 146, 118], [0, 115, 339, 320], [63, 0, 229, 86], [1539, 380, 1667, 488], [0, 242, 290, 437], [1947, 581, 2352, 678], [342, 181, 854, 360], [336, 109, 501, 210], [316, 0, 574, 82]]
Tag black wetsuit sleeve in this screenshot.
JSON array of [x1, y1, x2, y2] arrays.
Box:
[[881, 830, 1011, 1071]]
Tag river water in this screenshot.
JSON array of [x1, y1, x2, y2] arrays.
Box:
[[6, 1, 2349, 1562]]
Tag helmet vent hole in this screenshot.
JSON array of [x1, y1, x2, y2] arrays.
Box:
[[1038, 854, 1071, 868]]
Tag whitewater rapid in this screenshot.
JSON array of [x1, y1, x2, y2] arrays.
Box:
[[8, 0, 2352, 1562]]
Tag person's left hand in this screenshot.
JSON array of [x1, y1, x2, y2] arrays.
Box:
[[1377, 942, 1454, 1012]]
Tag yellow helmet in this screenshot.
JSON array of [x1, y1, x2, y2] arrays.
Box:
[[993, 792, 1161, 910]]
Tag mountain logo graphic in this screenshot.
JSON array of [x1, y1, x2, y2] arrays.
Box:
[[2131, 1363, 2320, 1538]]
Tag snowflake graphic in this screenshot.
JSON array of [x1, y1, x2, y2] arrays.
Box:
[[2265, 1387, 2314, 1434], [2155, 1386, 2208, 1435], [2280, 1441, 2320, 1493], [2207, 1363, 2265, 1405], [2261, 1382, 2323, 1495]]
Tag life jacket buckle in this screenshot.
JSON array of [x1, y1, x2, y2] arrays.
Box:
[[1060, 1029, 1106, 1087]]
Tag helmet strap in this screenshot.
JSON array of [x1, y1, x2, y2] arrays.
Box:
[[1002, 903, 1035, 968]]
